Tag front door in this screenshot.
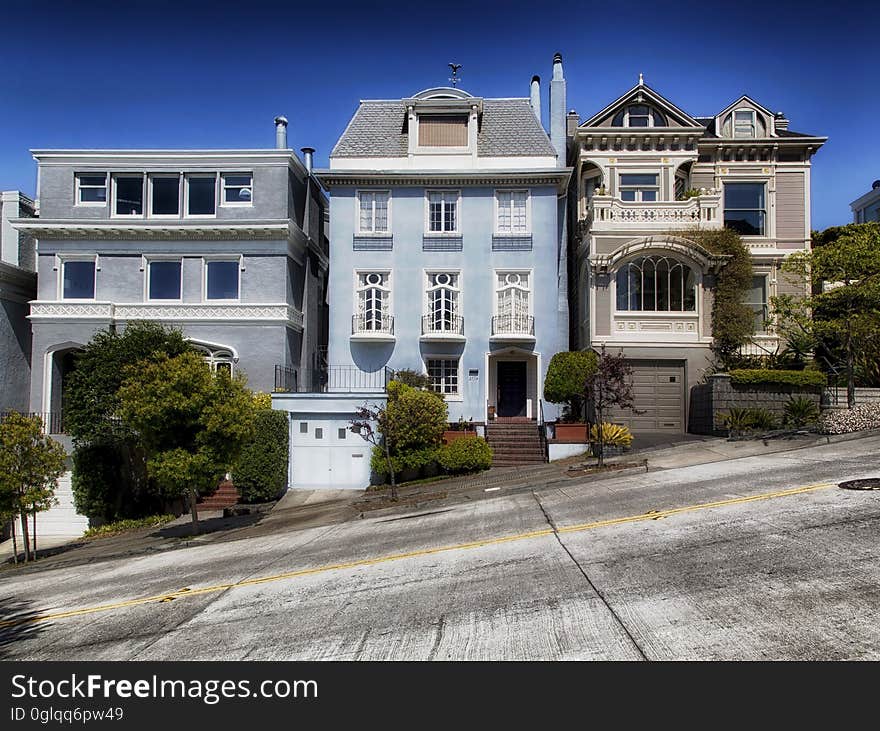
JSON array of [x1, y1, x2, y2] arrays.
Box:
[[497, 361, 527, 417]]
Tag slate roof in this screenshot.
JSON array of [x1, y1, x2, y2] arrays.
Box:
[[330, 98, 556, 158]]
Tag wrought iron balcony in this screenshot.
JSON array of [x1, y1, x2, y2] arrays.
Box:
[[274, 365, 395, 393], [351, 314, 395, 341], [490, 314, 535, 339], [421, 315, 464, 340]]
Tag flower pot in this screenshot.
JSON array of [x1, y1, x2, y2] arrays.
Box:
[[553, 423, 588, 442]]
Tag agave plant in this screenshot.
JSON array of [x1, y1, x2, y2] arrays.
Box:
[[589, 422, 633, 448], [783, 396, 820, 428]]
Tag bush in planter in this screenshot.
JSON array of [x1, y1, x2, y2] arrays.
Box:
[[438, 436, 493, 474], [544, 351, 599, 420], [232, 408, 289, 503], [728, 369, 826, 388], [370, 446, 442, 483]]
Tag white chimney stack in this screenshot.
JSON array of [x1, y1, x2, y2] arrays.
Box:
[[530, 75, 542, 126]]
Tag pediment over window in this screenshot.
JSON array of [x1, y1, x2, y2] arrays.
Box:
[[590, 235, 730, 274], [579, 80, 704, 131], [714, 96, 776, 139]]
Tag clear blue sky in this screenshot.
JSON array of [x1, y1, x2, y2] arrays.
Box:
[[1, 0, 876, 230]]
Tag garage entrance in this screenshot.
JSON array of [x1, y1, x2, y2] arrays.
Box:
[[608, 359, 685, 433], [290, 416, 370, 489]]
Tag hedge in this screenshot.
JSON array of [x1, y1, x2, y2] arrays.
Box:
[[234, 409, 289, 503], [728, 369, 827, 388], [438, 435, 493, 474]]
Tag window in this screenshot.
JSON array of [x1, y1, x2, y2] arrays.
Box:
[[62, 260, 96, 299], [206, 260, 240, 300], [418, 115, 468, 147], [191, 342, 236, 375], [113, 175, 144, 216], [724, 182, 766, 236], [427, 191, 458, 233], [222, 173, 253, 206], [619, 174, 659, 202], [495, 271, 531, 333], [615, 256, 696, 312], [426, 358, 459, 396], [496, 190, 529, 233], [358, 191, 389, 233], [186, 175, 217, 216], [299, 422, 308, 434], [315, 428, 323, 440], [612, 105, 667, 128], [150, 175, 180, 216], [147, 260, 182, 300], [426, 272, 460, 332], [744, 275, 769, 332], [75, 173, 107, 205], [355, 271, 391, 332], [734, 110, 756, 139], [338, 428, 347, 440]]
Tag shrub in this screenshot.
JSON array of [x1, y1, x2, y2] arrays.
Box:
[[544, 351, 599, 420], [589, 422, 633, 448], [369, 446, 442, 483], [234, 409, 289, 503], [392, 369, 432, 389], [438, 436, 493, 474], [83, 514, 175, 539], [718, 407, 778, 433], [820, 403, 880, 434], [728, 369, 827, 388], [783, 397, 821, 428], [748, 408, 778, 430], [385, 383, 448, 453], [252, 391, 272, 410]]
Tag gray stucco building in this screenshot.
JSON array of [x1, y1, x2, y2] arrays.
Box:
[[11, 121, 328, 430]]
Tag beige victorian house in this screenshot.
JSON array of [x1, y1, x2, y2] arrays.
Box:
[[568, 77, 826, 433]]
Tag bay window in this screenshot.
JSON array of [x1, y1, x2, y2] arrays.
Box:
[[615, 256, 696, 312]]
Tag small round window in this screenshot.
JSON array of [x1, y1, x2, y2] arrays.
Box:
[[435, 273, 452, 286], [505, 273, 522, 286], [365, 273, 383, 286]]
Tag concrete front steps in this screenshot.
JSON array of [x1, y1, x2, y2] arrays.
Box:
[[486, 421, 546, 466], [196, 481, 240, 513]]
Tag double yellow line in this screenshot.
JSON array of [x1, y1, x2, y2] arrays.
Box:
[[0, 482, 835, 630]]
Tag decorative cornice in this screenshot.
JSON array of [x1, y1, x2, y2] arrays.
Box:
[[9, 220, 293, 241], [317, 168, 572, 191], [29, 301, 304, 330]]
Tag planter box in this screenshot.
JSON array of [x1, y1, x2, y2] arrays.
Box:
[[442, 430, 477, 445], [554, 423, 588, 442]]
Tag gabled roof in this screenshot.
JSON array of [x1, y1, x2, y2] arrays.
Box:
[[715, 94, 775, 120], [579, 79, 704, 130], [330, 98, 556, 158]]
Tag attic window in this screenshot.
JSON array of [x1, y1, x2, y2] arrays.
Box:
[[612, 105, 666, 128], [734, 110, 756, 138], [418, 115, 468, 147]]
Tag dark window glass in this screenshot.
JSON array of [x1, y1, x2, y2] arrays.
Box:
[[78, 175, 107, 203], [621, 174, 658, 187], [63, 261, 95, 299], [148, 261, 181, 300], [206, 261, 239, 300], [187, 177, 216, 215], [724, 183, 766, 236], [151, 176, 179, 215], [114, 176, 143, 215]]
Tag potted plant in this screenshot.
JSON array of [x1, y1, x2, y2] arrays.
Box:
[[543, 351, 598, 442], [442, 416, 476, 445]]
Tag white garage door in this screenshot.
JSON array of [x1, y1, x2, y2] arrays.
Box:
[[35, 472, 89, 537], [290, 417, 371, 490], [608, 360, 685, 433]]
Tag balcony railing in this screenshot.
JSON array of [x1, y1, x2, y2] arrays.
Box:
[[0, 411, 64, 435], [274, 365, 395, 393], [491, 314, 535, 337], [351, 314, 394, 337], [586, 193, 722, 232], [421, 315, 464, 337]]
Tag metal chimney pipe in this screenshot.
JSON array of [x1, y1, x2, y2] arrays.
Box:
[[301, 147, 315, 173], [530, 75, 542, 126], [274, 116, 289, 149]]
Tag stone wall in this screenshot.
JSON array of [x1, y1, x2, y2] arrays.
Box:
[[689, 374, 822, 435]]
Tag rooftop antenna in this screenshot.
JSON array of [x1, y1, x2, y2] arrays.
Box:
[[448, 63, 462, 88]]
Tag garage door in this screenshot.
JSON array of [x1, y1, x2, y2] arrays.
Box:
[[608, 360, 685, 433], [290, 417, 371, 489], [35, 472, 89, 537]]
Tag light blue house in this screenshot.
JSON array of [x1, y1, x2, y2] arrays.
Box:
[[273, 56, 572, 488]]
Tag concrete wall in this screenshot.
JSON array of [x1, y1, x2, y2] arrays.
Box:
[[326, 183, 568, 423], [0, 272, 35, 412], [689, 373, 822, 435]]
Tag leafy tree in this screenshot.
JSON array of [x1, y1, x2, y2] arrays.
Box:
[[351, 403, 397, 499], [543, 351, 598, 421], [0, 413, 67, 562], [584, 347, 639, 467], [117, 352, 256, 534], [65, 322, 193, 522], [772, 223, 880, 406]]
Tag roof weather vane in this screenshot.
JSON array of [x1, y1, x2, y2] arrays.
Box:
[[448, 63, 462, 87]]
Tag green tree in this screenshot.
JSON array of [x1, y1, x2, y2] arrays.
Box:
[[0, 413, 67, 562], [117, 352, 257, 534], [65, 321, 193, 522], [543, 351, 598, 421], [773, 223, 880, 406]]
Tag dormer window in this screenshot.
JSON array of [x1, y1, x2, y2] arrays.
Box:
[[612, 105, 666, 128], [734, 110, 756, 138], [418, 115, 468, 147]]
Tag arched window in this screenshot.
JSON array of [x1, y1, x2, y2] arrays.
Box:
[[190, 342, 237, 375], [612, 105, 667, 128], [615, 256, 696, 312]]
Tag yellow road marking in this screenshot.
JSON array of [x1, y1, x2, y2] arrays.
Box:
[[0, 481, 835, 629]]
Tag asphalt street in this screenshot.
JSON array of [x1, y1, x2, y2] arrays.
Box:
[[2, 435, 880, 660]]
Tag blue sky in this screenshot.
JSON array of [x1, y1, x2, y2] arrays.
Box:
[[1, 0, 876, 229]]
